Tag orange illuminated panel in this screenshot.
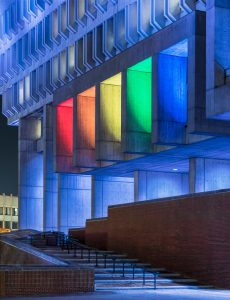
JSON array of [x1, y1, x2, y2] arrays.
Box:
[[77, 87, 95, 149], [75, 86, 98, 167]]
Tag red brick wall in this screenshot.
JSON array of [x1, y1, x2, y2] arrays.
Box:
[[85, 190, 230, 288], [85, 218, 108, 250], [69, 228, 85, 243]]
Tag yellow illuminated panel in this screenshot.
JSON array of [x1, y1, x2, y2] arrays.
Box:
[[100, 73, 121, 142]]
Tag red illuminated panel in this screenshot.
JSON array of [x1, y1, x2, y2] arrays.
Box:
[[56, 98, 73, 171]]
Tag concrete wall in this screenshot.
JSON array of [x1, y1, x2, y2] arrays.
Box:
[[190, 157, 230, 193], [93, 176, 134, 218], [43, 106, 58, 231], [19, 118, 43, 231], [135, 170, 189, 201], [58, 174, 92, 232]]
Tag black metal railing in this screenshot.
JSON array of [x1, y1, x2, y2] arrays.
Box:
[[29, 231, 159, 289]]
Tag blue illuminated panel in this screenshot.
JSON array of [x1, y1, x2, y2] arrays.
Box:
[[158, 52, 187, 144]]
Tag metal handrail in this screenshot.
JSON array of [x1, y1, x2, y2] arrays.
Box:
[[30, 231, 159, 289]]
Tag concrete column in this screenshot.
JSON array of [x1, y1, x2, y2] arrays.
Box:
[[19, 117, 43, 231], [189, 157, 230, 193], [92, 176, 134, 218], [58, 174, 92, 233], [43, 105, 58, 231], [134, 170, 189, 201]]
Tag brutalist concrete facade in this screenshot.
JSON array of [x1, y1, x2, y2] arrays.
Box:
[[2, 1, 230, 232]]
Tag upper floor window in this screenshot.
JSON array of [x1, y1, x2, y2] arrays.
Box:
[[12, 208, 18, 216], [4, 207, 11, 215]]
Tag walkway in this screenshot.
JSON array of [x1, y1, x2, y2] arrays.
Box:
[[2, 289, 230, 300]]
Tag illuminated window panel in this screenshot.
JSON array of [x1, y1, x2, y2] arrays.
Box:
[[56, 98, 73, 172], [98, 73, 122, 161], [125, 57, 152, 153], [52, 9, 58, 38], [68, 44, 75, 74], [24, 75, 30, 101], [19, 79, 24, 106], [75, 86, 98, 168], [60, 49, 67, 82]]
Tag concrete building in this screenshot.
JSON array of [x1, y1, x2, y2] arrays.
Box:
[[0, 194, 18, 230], [0, 0, 230, 233]]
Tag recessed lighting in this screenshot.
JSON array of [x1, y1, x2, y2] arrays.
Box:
[[173, 168, 178, 171]]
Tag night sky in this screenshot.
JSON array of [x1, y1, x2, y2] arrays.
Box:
[[0, 95, 18, 195]]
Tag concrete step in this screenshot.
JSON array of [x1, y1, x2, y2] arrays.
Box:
[[42, 248, 115, 255], [95, 272, 180, 278], [49, 252, 127, 261], [95, 284, 213, 290], [61, 258, 139, 264], [94, 267, 164, 272], [95, 278, 197, 284]]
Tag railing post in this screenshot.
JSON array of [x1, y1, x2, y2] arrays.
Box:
[[122, 262, 125, 277], [88, 249, 91, 263], [95, 251, 98, 267], [143, 269, 145, 285], [132, 264, 135, 279], [113, 257, 116, 273], [154, 273, 157, 290], [104, 254, 107, 268]]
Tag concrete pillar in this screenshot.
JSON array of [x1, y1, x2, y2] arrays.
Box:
[[58, 174, 92, 233], [134, 170, 189, 201], [92, 176, 134, 218], [43, 105, 58, 231], [189, 157, 230, 193], [19, 117, 43, 231]]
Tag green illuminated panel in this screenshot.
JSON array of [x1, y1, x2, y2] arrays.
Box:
[[127, 57, 152, 134]]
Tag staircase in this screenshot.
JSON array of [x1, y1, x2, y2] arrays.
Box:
[[21, 232, 211, 290]]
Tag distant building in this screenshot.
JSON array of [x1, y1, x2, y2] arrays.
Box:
[[0, 194, 18, 230]]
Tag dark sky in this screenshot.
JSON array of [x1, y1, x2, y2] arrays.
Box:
[[0, 95, 18, 195]]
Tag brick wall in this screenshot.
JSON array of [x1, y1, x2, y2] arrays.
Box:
[[85, 218, 108, 250], [0, 266, 94, 296], [69, 228, 86, 243], [85, 190, 230, 288]]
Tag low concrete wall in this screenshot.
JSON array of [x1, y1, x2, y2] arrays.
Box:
[[0, 240, 51, 265], [0, 266, 94, 296]]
